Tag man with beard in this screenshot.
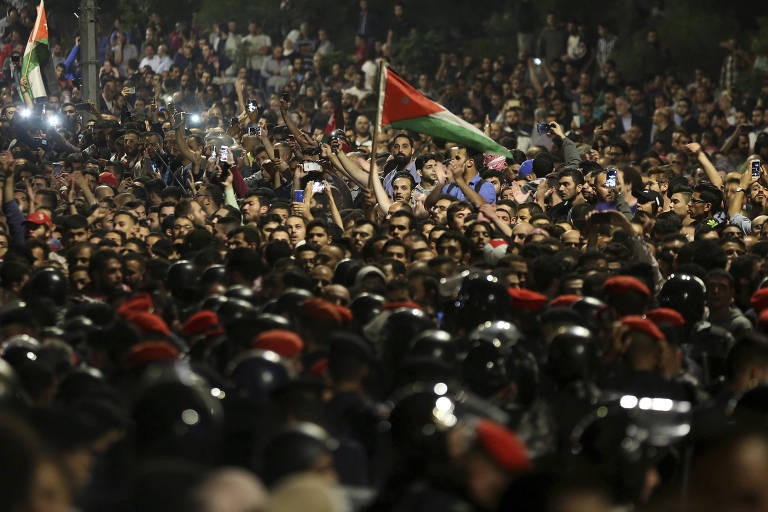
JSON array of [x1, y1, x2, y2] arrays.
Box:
[[118, 130, 143, 173], [548, 168, 585, 223], [688, 183, 723, 227], [391, 172, 415, 205], [583, 169, 633, 217], [382, 133, 418, 197]]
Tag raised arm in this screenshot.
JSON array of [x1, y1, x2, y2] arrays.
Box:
[[334, 146, 372, 189], [279, 98, 313, 149], [369, 155, 393, 213], [686, 142, 723, 190], [323, 180, 344, 229]]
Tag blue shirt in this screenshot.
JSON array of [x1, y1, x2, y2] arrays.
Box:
[[441, 173, 497, 204]]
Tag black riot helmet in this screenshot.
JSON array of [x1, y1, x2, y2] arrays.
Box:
[[409, 329, 456, 365], [132, 361, 224, 463], [261, 422, 338, 487], [350, 293, 385, 326], [166, 260, 200, 301], [226, 285, 259, 306], [451, 273, 513, 328], [22, 267, 68, 306], [382, 307, 434, 361], [226, 349, 293, 406], [658, 274, 706, 326], [547, 325, 598, 386]]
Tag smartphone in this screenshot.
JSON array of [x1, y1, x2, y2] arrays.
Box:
[[304, 161, 322, 172], [752, 160, 761, 179], [74, 102, 91, 111], [536, 122, 551, 135], [246, 99, 257, 113], [52, 162, 63, 177], [220, 145, 229, 162], [281, 92, 290, 103], [605, 169, 617, 188], [312, 181, 326, 193], [533, 58, 542, 66], [294, 190, 304, 202], [126, 87, 136, 94]]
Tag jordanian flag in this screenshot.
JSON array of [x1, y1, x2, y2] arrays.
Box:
[[377, 65, 513, 158], [21, 0, 49, 99]]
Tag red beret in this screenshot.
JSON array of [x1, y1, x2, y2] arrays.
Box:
[[126, 341, 179, 368], [335, 305, 353, 324], [181, 310, 220, 337], [645, 308, 685, 327], [758, 309, 768, 328], [126, 311, 171, 337], [117, 293, 154, 318], [475, 419, 531, 472], [253, 329, 304, 358], [507, 288, 548, 312], [381, 301, 423, 311], [621, 315, 665, 341], [309, 357, 328, 377], [548, 294, 582, 308], [301, 298, 343, 326], [98, 171, 118, 187], [602, 276, 651, 298], [751, 288, 768, 312]]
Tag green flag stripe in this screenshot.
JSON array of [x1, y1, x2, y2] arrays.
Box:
[[21, 39, 49, 77], [385, 115, 514, 158]]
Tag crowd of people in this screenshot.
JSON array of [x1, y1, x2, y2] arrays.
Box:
[[2, 1, 768, 512]]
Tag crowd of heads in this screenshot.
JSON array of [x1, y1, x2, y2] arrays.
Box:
[[2, 2, 768, 512]]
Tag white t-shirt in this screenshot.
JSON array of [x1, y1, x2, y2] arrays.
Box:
[[242, 33, 271, 70]]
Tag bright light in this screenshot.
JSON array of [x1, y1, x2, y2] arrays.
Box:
[[181, 409, 199, 425], [190, 113, 200, 123], [47, 115, 60, 127], [638, 397, 652, 410], [435, 396, 453, 412], [19, 108, 31, 118], [620, 395, 638, 409], [651, 398, 673, 412], [433, 382, 447, 396], [165, 95, 173, 103]]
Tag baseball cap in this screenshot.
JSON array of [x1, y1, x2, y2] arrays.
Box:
[[25, 211, 52, 228]]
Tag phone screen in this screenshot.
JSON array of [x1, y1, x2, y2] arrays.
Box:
[[294, 190, 304, 202], [605, 170, 617, 188], [220, 146, 229, 162], [752, 160, 761, 178]]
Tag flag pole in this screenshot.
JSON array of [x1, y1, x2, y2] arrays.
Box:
[[368, 60, 387, 194]]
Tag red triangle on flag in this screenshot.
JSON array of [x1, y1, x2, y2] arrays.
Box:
[[36, 5, 48, 41], [381, 68, 443, 127]]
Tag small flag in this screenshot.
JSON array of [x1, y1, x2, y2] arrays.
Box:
[[21, 0, 49, 99], [378, 66, 513, 158]]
